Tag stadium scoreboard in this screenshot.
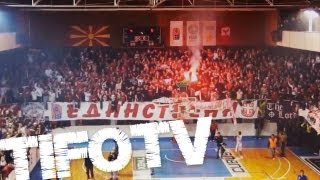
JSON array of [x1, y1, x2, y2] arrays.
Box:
[[123, 26, 161, 47]]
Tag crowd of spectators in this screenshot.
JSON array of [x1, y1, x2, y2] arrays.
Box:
[[0, 47, 319, 106], [0, 46, 319, 175], [0, 111, 47, 179], [0, 104, 47, 178]]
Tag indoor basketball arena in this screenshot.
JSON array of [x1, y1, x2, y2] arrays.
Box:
[[0, 0, 319, 179]]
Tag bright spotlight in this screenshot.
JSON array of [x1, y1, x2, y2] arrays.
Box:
[[303, 9, 319, 32], [304, 10, 319, 19]]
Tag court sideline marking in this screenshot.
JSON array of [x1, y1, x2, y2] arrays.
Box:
[[278, 157, 291, 179], [164, 154, 185, 163], [269, 157, 282, 179], [263, 150, 292, 180], [288, 148, 320, 175]]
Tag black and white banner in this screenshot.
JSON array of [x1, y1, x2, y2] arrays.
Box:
[[266, 101, 298, 120]]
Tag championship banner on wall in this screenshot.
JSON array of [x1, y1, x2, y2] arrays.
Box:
[[186, 21, 200, 46], [265, 101, 298, 120], [170, 21, 183, 46], [47, 100, 258, 121], [202, 21, 216, 46], [69, 25, 110, 47]]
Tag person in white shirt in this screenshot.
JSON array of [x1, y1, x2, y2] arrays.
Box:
[[35, 84, 44, 101], [48, 90, 56, 102], [55, 87, 62, 99], [56, 74, 63, 82], [213, 51, 218, 60], [137, 78, 144, 86], [31, 88, 38, 102], [164, 78, 172, 85], [235, 131, 243, 159], [115, 78, 123, 91], [84, 90, 91, 102], [45, 67, 53, 78]]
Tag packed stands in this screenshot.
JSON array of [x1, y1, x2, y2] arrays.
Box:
[[0, 47, 319, 104], [0, 47, 319, 176]]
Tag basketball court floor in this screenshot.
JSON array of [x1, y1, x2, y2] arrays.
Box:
[[30, 137, 320, 180]]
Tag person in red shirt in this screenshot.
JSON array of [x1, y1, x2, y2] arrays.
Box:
[[1, 163, 14, 179], [210, 121, 218, 142]]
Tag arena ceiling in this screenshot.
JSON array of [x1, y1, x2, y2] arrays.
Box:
[[0, 0, 319, 10]]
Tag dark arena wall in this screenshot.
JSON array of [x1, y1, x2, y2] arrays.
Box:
[[18, 10, 278, 47]]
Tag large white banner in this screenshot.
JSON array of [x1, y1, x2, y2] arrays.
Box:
[[0, 33, 19, 51], [186, 21, 200, 46], [47, 100, 258, 121], [202, 21, 216, 46], [299, 107, 320, 134], [170, 21, 183, 46]]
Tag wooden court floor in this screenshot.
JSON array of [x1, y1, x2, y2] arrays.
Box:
[[64, 148, 319, 180], [63, 152, 133, 180], [226, 148, 320, 180]]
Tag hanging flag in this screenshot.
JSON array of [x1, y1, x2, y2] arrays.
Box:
[[202, 21, 216, 46], [170, 21, 183, 46], [69, 25, 110, 47], [187, 21, 200, 47], [221, 26, 231, 37]]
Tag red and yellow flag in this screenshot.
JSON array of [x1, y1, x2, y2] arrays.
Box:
[[69, 25, 110, 47]]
